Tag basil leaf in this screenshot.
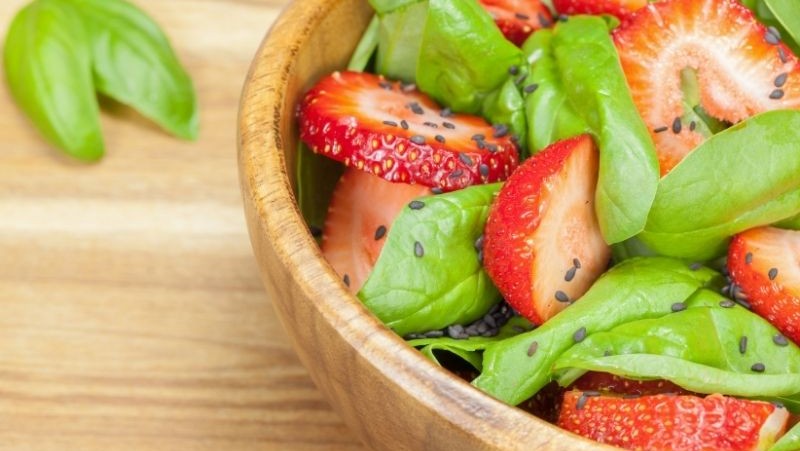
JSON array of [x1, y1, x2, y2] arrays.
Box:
[[68, 0, 198, 140], [348, 15, 380, 72], [522, 29, 588, 154], [358, 184, 502, 337], [4, 0, 103, 160], [551, 17, 659, 244], [472, 257, 719, 405], [771, 422, 800, 451], [640, 110, 800, 261]]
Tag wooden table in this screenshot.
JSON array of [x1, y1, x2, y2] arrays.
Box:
[[0, 1, 363, 449]]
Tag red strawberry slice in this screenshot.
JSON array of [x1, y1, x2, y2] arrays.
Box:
[[321, 168, 431, 293], [483, 135, 611, 325], [478, 0, 553, 46], [558, 391, 789, 451], [728, 227, 800, 346], [614, 0, 800, 175], [553, 0, 646, 21], [298, 71, 519, 192], [570, 372, 692, 397]]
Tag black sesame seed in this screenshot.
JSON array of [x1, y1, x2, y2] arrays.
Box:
[[672, 117, 682, 134], [769, 267, 779, 280], [471, 133, 485, 141], [527, 341, 539, 357], [484, 313, 497, 329], [401, 83, 416, 92], [414, 241, 424, 258], [689, 121, 696, 132], [410, 135, 425, 145], [479, 163, 490, 177], [768, 26, 782, 41], [671, 302, 687, 312], [538, 12, 553, 27], [477, 249, 484, 265], [603, 350, 613, 357], [379, 80, 393, 90], [423, 121, 439, 128], [573, 258, 582, 269], [493, 124, 509, 138], [465, 324, 478, 336], [508, 65, 519, 75], [440, 107, 453, 118], [745, 252, 753, 264], [573, 326, 587, 343], [424, 330, 444, 338], [719, 299, 736, 308], [515, 12, 530, 20], [408, 102, 424, 115], [477, 322, 489, 334], [400, 120, 409, 130], [409, 200, 425, 210], [383, 120, 398, 127], [751, 362, 766, 372], [770, 89, 785, 99], [374, 225, 387, 240], [435, 134, 446, 144], [555, 290, 570, 303], [524, 83, 539, 94], [689, 262, 702, 271], [447, 324, 466, 339], [309, 225, 323, 237], [474, 235, 485, 251], [739, 336, 748, 354], [459, 153, 474, 166], [442, 121, 456, 129], [557, 14, 569, 22], [487, 144, 498, 153], [735, 297, 753, 310], [450, 169, 464, 178], [775, 73, 789, 88], [432, 187, 443, 194], [476, 140, 486, 150], [774, 334, 789, 347], [343, 274, 351, 287], [576, 393, 589, 410], [779, 47, 789, 63], [765, 30, 781, 45], [654, 126, 669, 133], [565, 266, 577, 282], [515, 74, 526, 85]]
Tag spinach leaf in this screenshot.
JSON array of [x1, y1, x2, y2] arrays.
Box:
[[358, 184, 502, 336], [4, 0, 103, 161], [68, 0, 198, 140], [639, 110, 800, 261], [551, 17, 659, 244], [480, 76, 527, 148], [554, 303, 800, 406], [416, 0, 523, 114], [295, 142, 342, 238], [375, 1, 427, 82], [765, 0, 800, 54], [522, 29, 587, 154], [771, 422, 800, 451], [348, 15, 380, 71], [472, 257, 719, 405], [368, 0, 420, 15]]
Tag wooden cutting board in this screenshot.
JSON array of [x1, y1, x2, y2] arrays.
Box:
[[0, 0, 363, 449]]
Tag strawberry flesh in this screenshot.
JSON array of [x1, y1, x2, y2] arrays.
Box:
[[478, 0, 553, 46], [321, 168, 431, 293], [298, 71, 519, 191], [483, 135, 611, 325], [614, 0, 800, 175], [558, 391, 789, 451], [553, 0, 646, 21], [728, 227, 800, 346]]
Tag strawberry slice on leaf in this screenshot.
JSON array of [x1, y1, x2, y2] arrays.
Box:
[[483, 135, 611, 325], [614, 0, 800, 175], [478, 0, 553, 46], [298, 71, 519, 192], [321, 168, 431, 293], [558, 391, 789, 451], [553, 0, 646, 21], [728, 227, 800, 346]]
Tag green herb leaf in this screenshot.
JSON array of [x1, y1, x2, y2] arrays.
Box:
[[472, 257, 719, 406], [4, 0, 103, 161], [551, 17, 659, 244], [770, 422, 800, 451], [68, 0, 198, 140], [639, 110, 800, 261], [358, 184, 502, 337]]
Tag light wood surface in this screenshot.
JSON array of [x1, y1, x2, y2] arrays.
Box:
[[0, 0, 364, 449], [239, 0, 609, 449]]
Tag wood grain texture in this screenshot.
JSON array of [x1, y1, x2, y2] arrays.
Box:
[[0, 0, 363, 449], [239, 0, 611, 449]]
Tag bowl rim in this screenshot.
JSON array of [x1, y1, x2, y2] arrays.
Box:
[[237, 0, 612, 448]]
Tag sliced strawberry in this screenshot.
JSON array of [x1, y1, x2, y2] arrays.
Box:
[[558, 391, 789, 451], [298, 71, 519, 192], [570, 372, 692, 397], [728, 227, 800, 346], [614, 0, 800, 175], [478, 0, 553, 46], [552, 0, 646, 21], [321, 168, 431, 293], [483, 135, 611, 325]]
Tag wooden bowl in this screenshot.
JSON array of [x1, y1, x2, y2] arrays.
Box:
[[238, 0, 608, 449]]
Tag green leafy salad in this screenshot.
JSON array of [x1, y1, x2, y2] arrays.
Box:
[[295, 0, 800, 449]]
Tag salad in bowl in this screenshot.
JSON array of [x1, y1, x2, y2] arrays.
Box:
[[292, 0, 800, 448]]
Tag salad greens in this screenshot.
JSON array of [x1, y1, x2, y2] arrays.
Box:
[[4, 0, 197, 160], [771, 423, 800, 451], [358, 184, 502, 337]]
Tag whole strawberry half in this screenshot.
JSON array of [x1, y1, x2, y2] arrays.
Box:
[[483, 135, 611, 325], [558, 391, 789, 451], [298, 71, 519, 192], [321, 168, 431, 293], [614, 0, 800, 175], [728, 227, 800, 346], [553, 0, 646, 21], [478, 0, 553, 46]]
